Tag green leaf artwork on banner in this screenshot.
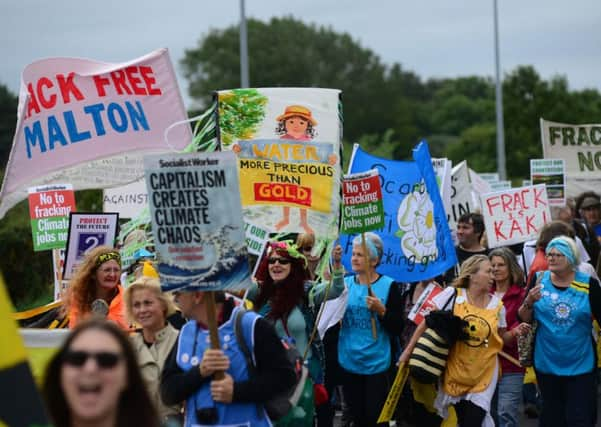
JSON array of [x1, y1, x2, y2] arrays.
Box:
[[218, 89, 268, 146]]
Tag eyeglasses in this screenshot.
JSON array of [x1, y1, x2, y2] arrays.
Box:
[[300, 246, 313, 253], [268, 257, 291, 265], [63, 350, 122, 369], [546, 253, 565, 259], [98, 267, 121, 274]]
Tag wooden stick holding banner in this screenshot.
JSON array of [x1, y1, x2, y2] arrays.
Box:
[[205, 292, 225, 380], [377, 361, 410, 423], [144, 151, 253, 383], [361, 233, 378, 340], [341, 169, 385, 340]]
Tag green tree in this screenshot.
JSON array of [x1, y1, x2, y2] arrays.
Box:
[[0, 83, 18, 172], [502, 66, 601, 179]]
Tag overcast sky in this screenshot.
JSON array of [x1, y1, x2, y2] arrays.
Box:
[[1, 0, 599, 109]]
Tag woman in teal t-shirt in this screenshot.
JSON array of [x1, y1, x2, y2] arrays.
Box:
[[338, 232, 404, 427]]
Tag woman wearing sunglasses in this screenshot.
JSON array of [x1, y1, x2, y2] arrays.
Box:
[[43, 318, 159, 427], [518, 235, 601, 427], [123, 277, 181, 423], [68, 246, 128, 329], [249, 239, 345, 426]]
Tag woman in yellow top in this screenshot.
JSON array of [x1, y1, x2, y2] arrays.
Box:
[[400, 255, 527, 427]]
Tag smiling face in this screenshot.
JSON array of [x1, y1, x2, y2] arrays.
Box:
[[95, 260, 121, 290], [490, 255, 509, 284], [268, 255, 292, 283], [284, 116, 309, 139], [546, 249, 570, 274], [60, 329, 126, 424], [131, 288, 165, 332], [469, 260, 495, 293]]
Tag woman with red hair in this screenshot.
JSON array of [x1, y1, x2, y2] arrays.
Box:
[[249, 240, 344, 425]]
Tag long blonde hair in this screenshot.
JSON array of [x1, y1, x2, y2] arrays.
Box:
[[452, 254, 490, 289]]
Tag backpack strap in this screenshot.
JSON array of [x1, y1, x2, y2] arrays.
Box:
[[234, 308, 257, 374], [441, 288, 457, 311], [234, 308, 267, 418]]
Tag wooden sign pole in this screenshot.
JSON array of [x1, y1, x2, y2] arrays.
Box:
[[361, 233, 378, 340], [205, 291, 225, 380]]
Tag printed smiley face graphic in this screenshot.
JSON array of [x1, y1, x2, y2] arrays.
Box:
[[462, 314, 492, 348]]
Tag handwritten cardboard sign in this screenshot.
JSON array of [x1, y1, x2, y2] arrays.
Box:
[[480, 184, 551, 248]]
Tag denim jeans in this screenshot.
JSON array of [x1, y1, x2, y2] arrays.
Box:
[[494, 372, 524, 427]]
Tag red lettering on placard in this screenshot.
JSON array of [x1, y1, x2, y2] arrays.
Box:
[[126, 67, 146, 95], [37, 77, 56, 109], [534, 187, 547, 208], [26, 82, 41, 117], [110, 70, 132, 95], [140, 66, 161, 95], [93, 66, 162, 97], [93, 74, 111, 97], [56, 73, 84, 104], [254, 183, 312, 207]]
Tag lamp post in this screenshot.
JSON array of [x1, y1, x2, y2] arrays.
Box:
[[239, 0, 249, 88], [493, 0, 506, 180]]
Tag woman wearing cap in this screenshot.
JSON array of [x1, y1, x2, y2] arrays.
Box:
[[518, 235, 601, 427], [338, 232, 404, 427], [574, 191, 601, 266], [68, 246, 128, 329]]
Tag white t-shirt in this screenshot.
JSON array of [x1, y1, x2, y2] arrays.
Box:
[[432, 286, 507, 329]]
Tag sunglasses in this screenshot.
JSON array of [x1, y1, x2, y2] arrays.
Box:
[[268, 257, 291, 265], [63, 350, 122, 369], [300, 246, 313, 253]]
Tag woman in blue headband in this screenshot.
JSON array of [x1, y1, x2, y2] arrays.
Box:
[[337, 232, 404, 427], [518, 235, 601, 427]]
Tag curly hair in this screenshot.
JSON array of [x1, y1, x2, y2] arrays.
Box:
[[253, 242, 309, 323], [43, 319, 160, 427], [452, 254, 490, 289], [68, 246, 121, 317]]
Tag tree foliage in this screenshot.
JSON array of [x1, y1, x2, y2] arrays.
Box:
[[182, 18, 601, 178], [2, 19, 601, 307]]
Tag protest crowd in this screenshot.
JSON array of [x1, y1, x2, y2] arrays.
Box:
[[32, 195, 601, 427], [4, 54, 601, 427]]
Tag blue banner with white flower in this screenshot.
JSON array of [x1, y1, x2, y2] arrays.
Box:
[[340, 142, 457, 282]]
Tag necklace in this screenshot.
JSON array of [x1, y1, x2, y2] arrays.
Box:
[[466, 289, 489, 308]]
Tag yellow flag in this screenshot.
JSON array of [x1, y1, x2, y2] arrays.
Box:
[[0, 273, 50, 426], [377, 362, 410, 423]]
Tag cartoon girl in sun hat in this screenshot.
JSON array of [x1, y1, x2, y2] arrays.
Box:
[[275, 105, 318, 141], [274, 105, 326, 233]]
